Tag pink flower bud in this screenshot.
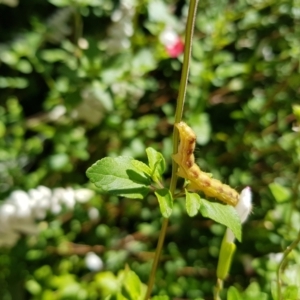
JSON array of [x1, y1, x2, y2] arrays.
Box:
[[159, 27, 184, 58]]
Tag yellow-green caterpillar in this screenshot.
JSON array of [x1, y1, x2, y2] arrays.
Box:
[[173, 122, 239, 206]]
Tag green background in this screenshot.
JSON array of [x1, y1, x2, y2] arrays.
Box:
[[0, 0, 300, 299]]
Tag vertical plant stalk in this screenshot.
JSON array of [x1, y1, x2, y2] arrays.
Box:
[[214, 279, 223, 300], [276, 166, 300, 299], [144, 1, 199, 299], [276, 228, 300, 300]]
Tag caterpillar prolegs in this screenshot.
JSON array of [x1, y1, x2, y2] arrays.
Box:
[[173, 122, 239, 206]]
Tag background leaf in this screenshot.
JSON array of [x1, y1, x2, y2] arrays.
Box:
[[122, 267, 143, 300], [227, 286, 242, 300], [269, 182, 291, 203], [155, 188, 173, 218], [146, 147, 166, 182]]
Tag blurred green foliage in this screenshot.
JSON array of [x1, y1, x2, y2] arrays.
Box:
[[1, 0, 300, 299]]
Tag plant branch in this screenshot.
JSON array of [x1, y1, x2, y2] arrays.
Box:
[[276, 228, 300, 300], [144, 1, 199, 299]]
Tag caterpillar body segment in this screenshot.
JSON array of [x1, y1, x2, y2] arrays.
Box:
[[173, 122, 239, 206], [173, 122, 196, 169]]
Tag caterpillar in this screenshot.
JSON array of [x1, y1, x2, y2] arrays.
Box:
[[173, 122, 239, 206]]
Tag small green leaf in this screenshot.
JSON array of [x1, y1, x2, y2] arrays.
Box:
[[195, 195, 241, 241], [269, 182, 291, 203], [293, 104, 300, 121], [244, 282, 268, 300], [86, 156, 151, 199], [155, 188, 173, 218], [48, 153, 69, 170], [25, 279, 42, 295], [216, 62, 248, 79], [227, 286, 242, 300], [131, 160, 152, 178], [95, 271, 118, 297], [185, 190, 201, 217], [146, 147, 166, 182], [122, 269, 142, 300]]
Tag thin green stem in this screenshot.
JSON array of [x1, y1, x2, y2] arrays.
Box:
[[214, 279, 223, 300], [277, 165, 300, 299], [144, 218, 169, 300], [73, 6, 83, 44], [144, 1, 199, 299], [276, 228, 300, 300], [174, 0, 199, 124]]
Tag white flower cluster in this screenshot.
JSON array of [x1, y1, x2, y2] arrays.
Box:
[[106, 0, 136, 54], [0, 186, 94, 248]]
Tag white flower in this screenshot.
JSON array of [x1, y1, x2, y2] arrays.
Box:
[[0, 203, 17, 231], [10, 219, 38, 235], [226, 186, 252, 243], [268, 252, 284, 263], [235, 186, 252, 223], [88, 207, 99, 221], [60, 187, 76, 210], [51, 188, 65, 214], [0, 186, 95, 248], [105, 0, 136, 54], [9, 190, 31, 218], [159, 27, 179, 46], [29, 186, 51, 219], [48, 105, 66, 121], [85, 252, 103, 272], [75, 189, 95, 203], [0, 231, 20, 248]]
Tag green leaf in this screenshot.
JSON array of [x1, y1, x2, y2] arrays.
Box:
[[190, 113, 211, 145], [86, 156, 151, 199], [25, 279, 42, 295], [293, 104, 300, 121], [185, 190, 201, 217], [146, 147, 166, 182], [269, 182, 291, 203], [132, 49, 156, 74], [151, 296, 170, 300], [283, 286, 299, 300], [122, 269, 142, 300], [193, 194, 241, 241], [48, 153, 69, 171], [216, 62, 248, 79], [40, 49, 69, 63], [131, 159, 152, 178], [227, 286, 242, 300], [244, 282, 268, 300], [115, 293, 127, 300], [155, 188, 173, 218], [95, 271, 119, 297]]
